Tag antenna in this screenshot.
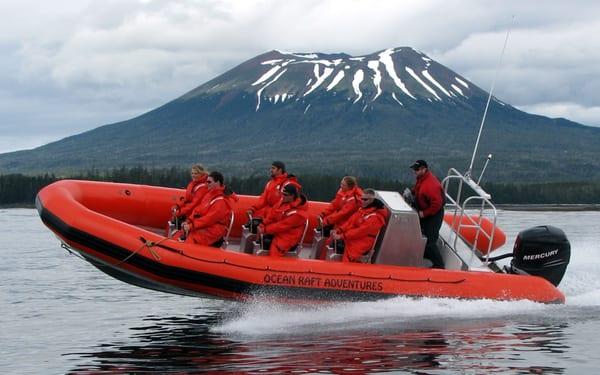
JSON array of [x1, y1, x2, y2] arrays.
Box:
[[477, 153, 493, 185], [466, 15, 516, 179]]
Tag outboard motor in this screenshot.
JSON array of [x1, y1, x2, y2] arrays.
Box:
[[509, 225, 570, 286]]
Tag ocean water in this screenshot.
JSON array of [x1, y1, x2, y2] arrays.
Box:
[[1, 208, 599, 374]]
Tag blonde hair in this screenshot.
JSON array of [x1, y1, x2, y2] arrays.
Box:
[[191, 164, 207, 175], [342, 176, 357, 188]]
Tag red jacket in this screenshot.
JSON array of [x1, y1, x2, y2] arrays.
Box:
[[186, 186, 236, 246], [261, 196, 308, 257], [413, 171, 444, 218], [177, 175, 209, 217], [338, 206, 387, 262], [251, 173, 301, 218], [321, 186, 363, 227]]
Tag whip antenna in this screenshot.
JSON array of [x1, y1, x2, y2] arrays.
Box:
[[467, 15, 516, 179]]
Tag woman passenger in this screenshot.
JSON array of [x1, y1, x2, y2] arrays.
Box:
[[172, 164, 209, 221], [320, 176, 363, 233]]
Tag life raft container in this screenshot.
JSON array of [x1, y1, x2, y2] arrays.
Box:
[[443, 213, 506, 254]]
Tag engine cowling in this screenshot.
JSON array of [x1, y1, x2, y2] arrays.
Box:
[[509, 225, 570, 286]]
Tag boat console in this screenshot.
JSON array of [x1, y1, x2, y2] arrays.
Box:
[[370, 191, 427, 267]]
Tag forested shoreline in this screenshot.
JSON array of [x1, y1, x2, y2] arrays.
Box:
[[2, 166, 600, 206]]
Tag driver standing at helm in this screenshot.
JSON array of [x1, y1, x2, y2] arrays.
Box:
[[410, 159, 445, 269]]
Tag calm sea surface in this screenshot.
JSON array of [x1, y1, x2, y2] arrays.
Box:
[[1, 208, 599, 374]]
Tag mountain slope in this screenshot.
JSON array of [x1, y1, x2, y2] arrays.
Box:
[[1, 47, 600, 182]]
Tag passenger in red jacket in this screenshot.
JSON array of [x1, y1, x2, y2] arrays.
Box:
[[181, 171, 237, 247], [331, 189, 387, 263], [320, 176, 363, 231], [257, 184, 308, 257], [410, 159, 445, 268], [247, 161, 301, 220], [172, 164, 209, 220]]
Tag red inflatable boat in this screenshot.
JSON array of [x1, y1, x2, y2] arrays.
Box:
[[36, 169, 570, 304]]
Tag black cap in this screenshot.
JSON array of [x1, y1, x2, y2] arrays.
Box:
[[410, 159, 428, 170], [282, 184, 298, 197], [272, 160, 285, 171]]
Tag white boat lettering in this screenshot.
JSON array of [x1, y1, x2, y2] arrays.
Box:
[[523, 249, 559, 261]]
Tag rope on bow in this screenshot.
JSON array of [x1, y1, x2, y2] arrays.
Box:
[[113, 236, 169, 266]]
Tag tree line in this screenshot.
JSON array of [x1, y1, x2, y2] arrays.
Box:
[[1, 166, 600, 206]]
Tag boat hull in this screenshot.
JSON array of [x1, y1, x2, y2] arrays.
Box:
[[36, 180, 566, 304]]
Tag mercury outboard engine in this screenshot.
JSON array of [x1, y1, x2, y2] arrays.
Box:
[[509, 225, 570, 286]]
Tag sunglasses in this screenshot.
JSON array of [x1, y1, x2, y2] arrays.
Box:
[[282, 192, 292, 196], [207, 179, 215, 183], [361, 197, 371, 201]]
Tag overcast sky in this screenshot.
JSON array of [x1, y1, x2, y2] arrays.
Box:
[[1, 0, 599, 154]]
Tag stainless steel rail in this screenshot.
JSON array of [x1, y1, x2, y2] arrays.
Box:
[[442, 168, 499, 264]]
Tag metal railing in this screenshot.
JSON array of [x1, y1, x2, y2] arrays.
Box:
[[441, 168, 499, 263]]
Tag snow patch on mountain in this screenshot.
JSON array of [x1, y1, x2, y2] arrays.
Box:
[[293, 59, 340, 67], [451, 84, 465, 97], [327, 70, 345, 91], [455, 77, 469, 88], [255, 68, 287, 111], [367, 60, 382, 101], [304, 64, 334, 96], [392, 92, 403, 106], [276, 49, 318, 59], [261, 59, 283, 65], [379, 48, 416, 100], [252, 66, 282, 86], [405, 67, 440, 100], [422, 70, 451, 98], [352, 70, 365, 103]]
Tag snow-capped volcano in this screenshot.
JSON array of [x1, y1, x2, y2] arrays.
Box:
[[251, 48, 469, 109], [183, 47, 496, 113]]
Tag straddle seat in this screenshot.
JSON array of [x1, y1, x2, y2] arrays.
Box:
[[310, 217, 328, 259], [284, 218, 309, 258], [219, 211, 235, 249], [239, 214, 258, 254]]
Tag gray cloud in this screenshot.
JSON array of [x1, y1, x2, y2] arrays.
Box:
[[1, 0, 599, 153]]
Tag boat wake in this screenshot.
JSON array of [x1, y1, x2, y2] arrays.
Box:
[[560, 240, 600, 306], [213, 296, 551, 336], [213, 240, 600, 336]]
